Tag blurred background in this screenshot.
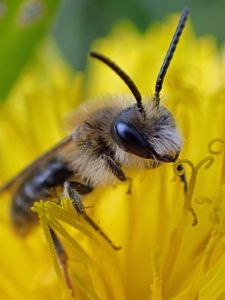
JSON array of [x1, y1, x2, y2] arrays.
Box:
[[0, 0, 224, 101]]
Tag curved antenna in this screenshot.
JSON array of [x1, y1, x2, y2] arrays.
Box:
[[154, 7, 190, 107], [90, 51, 145, 117]]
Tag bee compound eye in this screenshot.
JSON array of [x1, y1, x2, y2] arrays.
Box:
[[112, 121, 152, 158]]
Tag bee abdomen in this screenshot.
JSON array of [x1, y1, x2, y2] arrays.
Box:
[[11, 158, 74, 235]]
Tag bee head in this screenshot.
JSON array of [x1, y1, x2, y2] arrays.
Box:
[[90, 8, 189, 163], [111, 104, 181, 162]]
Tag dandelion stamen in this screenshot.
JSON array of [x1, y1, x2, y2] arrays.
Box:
[[208, 138, 225, 185], [163, 157, 214, 294], [195, 197, 212, 205], [188, 228, 222, 300], [210, 187, 225, 230], [151, 249, 162, 300]]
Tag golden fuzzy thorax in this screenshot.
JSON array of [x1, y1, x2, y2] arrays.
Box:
[[61, 95, 181, 186]]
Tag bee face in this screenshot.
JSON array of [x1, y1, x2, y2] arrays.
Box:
[[111, 104, 181, 162], [90, 8, 189, 164]]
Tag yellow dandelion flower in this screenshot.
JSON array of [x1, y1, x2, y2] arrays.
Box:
[[0, 12, 225, 300]]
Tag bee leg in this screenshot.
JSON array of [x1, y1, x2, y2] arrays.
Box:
[[67, 181, 94, 195], [126, 177, 132, 194], [64, 181, 121, 251], [101, 154, 126, 181], [49, 227, 73, 292], [176, 163, 198, 226], [176, 163, 188, 194], [101, 154, 132, 194]]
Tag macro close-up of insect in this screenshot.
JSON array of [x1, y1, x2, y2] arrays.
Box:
[[0, 8, 190, 290], [1, 0, 225, 297]]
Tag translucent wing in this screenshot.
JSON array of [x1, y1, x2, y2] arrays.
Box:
[[0, 135, 74, 194]]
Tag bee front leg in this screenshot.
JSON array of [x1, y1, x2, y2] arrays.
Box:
[[101, 153, 132, 193], [176, 163, 188, 194], [64, 181, 121, 250], [101, 154, 126, 181]]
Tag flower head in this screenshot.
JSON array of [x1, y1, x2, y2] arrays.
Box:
[[0, 14, 225, 300]]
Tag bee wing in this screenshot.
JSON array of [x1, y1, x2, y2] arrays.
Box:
[[0, 135, 74, 194]]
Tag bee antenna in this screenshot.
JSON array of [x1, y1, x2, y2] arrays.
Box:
[[90, 51, 146, 117], [153, 7, 190, 107]]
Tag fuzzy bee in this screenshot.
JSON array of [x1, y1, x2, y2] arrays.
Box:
[[0, 8, 189, 289]]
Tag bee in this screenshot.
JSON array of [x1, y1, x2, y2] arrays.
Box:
[[0, 8, 190, 289]]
